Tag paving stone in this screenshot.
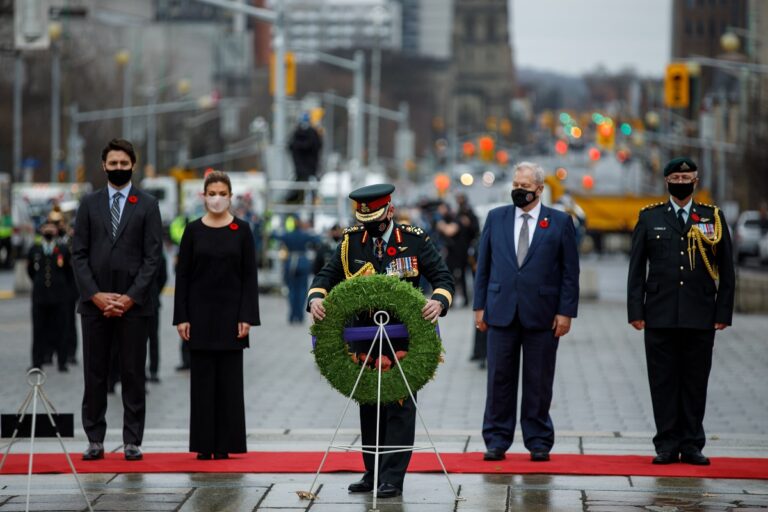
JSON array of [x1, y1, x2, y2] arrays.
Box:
[[177, 487, 266, 512]]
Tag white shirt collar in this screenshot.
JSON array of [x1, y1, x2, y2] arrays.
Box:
[[670, 196, 692, 215], [516, 200, 542, 221], [108, 182, 132, 199], [377, 220, 395, 243]]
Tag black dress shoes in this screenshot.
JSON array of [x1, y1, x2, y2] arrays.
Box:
[[530, 450, 550, 462], [82, 442, 104, 461], [213, 453, 229, 460], [483, 448, 506, 461], [196, 453, 212, 460], [680, 449, 710, 465], [652, 451, 679, 465], [124, 444, 143, 461], [376, 483, 402, 498], [348, 479, 374, 493]]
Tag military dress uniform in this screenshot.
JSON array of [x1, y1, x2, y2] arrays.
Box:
[[27, 238, 75, 370], [627, 158, 735, 464], [307, 184, 454, 495]]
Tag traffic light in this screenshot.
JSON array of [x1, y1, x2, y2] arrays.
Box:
[[462, 141, 476, 158], [478, 136, 495, 161], [596, 122, 615, 150], [555, 140, 568, 155], [269, 51, 296, 97], [664, 63, 690, 109], [496, 150, 509, 165], [588, 147, 601, 161]]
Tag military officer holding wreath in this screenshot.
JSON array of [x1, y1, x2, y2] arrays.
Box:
[[627, 157, 735, 466], [308, 183, 454, 498]]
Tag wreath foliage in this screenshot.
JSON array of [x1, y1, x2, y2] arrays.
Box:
[[311, 274, 443, 404]]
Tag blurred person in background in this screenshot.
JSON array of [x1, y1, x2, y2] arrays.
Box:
[[27, 217, 75, 372], [173, 171, 260, 460], [273, 216, 321, 324]]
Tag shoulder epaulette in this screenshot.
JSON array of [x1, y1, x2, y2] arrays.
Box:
[[400, 224, 426, 237], [696, 202, 717, 209], [640, 202, 665, 212], [343, 225, 365, 235]]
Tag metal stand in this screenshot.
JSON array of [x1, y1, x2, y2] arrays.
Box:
[[0, 369, 93, 512], [298, 311, 464, 511]]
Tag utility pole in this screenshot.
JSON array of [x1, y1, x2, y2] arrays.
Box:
[[13, 53, 24, 182], [50, 35, 62, 181]]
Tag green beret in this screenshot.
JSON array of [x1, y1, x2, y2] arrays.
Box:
[[664, 157, 698, 177]]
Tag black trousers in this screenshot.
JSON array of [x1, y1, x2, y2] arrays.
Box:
[[189, 350, 246, 454], [81, 315, 148, 445], [483, 317, 559, 453], [644, 328, 715, 454], [64, 298, 78, 360], [31, 302, 68, 368], [147, 310, 160, 374], [359, 394, 417, 490]]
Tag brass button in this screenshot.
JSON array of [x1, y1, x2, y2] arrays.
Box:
[[680, 237, 684, 241], [656, 235, 660, 239], [680, 281, 684, 286], [680, 266, 684, 270], [680, 251, 684, 255]]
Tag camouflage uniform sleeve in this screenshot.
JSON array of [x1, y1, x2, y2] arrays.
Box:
[[306, 238, 345, 310], [418, 234, 455, 316]]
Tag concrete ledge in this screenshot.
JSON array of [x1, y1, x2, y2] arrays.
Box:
[[736, 269, 768, 313]]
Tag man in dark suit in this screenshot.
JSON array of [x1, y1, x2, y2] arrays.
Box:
[[627, 157, 735, 466], [474, 161, 580, 463], [72, 138, 163, 461], [308, 184, 454, 499]]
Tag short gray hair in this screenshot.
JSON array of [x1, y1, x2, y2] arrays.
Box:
[[513, 161, 545, 185]]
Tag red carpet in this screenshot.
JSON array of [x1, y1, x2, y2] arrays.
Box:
[[2, 452, 767, 479]]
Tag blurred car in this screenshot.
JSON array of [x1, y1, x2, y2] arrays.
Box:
[[734, 211, 764, 263]]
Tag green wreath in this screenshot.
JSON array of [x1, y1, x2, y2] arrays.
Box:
[[311, 274, 443, 405]]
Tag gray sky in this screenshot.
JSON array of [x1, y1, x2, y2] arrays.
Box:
[[511, 0, 671, 77]]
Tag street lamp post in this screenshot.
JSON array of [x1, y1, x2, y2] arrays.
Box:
[[115, 49, 132, 139], [13, 53, 24, 182], [50, 22, 63, 182], [368, 5, 388, 170]]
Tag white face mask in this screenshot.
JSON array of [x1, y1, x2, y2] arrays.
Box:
[[205, 195, 230, 214]]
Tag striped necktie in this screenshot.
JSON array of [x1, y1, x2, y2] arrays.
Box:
[[110, 192, 122, 238]]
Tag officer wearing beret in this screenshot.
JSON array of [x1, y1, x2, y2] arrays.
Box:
[[627, 157, 735, 466], [27, 217, 75, 371], [308, 183, 454, 498]]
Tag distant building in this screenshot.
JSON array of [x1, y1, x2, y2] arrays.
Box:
[[451, 0, 515, 136], [396, 0, 453, 60]]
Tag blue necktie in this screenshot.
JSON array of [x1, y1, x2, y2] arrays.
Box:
[[111, 192, 122, 238]]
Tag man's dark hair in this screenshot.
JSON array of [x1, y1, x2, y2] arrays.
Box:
[[101, 138, 137, 164]]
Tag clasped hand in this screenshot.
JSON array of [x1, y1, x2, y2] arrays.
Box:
[[93, 292, 134, 318]]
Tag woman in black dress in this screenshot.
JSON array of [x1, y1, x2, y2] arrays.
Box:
[[173, 171, 260, 460]]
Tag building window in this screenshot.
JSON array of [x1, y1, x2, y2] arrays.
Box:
[[487, 16, 496, 42], [685, 19, 693, 35], [464, 15, 475, 41], [696, 20, 704, 36]]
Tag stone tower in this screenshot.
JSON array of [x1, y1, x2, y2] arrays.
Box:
[[451, 0, 515, 135]]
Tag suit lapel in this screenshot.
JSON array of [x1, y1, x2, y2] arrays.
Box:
[[520, 205, 548, 268], [664, 202, 683, 234], [113, 189, 137, 244], [99, 188, 112, 238], [502, 206, 519, 269]]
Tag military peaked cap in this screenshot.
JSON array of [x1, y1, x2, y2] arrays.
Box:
[[349, 183, 395, 222]]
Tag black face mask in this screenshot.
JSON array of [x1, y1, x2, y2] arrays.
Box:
[[363, 219, 390, 238], [42, 232, 55, 241], [511, 188, 537, 208], [105, 169, 132, 187], [668, 182, 694, 200]]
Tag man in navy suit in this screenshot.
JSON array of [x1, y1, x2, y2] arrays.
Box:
[[474, 161, 580, 462]]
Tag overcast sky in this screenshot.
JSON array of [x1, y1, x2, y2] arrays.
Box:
[[511, 0, 671, 77]]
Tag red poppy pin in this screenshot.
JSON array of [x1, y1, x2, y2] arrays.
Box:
[[539, 218, 550, 229], [127, 195, 138, 204], [386, 246, 397, 257], [691, 212, 700, 222], [229, 222, 239, 231]]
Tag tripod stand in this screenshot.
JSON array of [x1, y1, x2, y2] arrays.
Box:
[[0, 369, 93, 512], [299, 311, 464, 512]]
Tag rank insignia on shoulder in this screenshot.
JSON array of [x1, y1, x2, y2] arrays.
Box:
[[343, 225, 364, 234], [641, 202, 664, 211], [402, 225, 425, 236]]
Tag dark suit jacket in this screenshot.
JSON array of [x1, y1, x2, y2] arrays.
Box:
[[72, 186, 163, 317], [473, 204, 580, 329], [27, 242, 74, 304], [627, 201, 735, 329]]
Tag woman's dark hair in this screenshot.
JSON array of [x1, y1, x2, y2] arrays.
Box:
[[101, 138, 137, 164], [203, 170, 232, 195]]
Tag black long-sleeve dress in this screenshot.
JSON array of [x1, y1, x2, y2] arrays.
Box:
[[173, 217, 260, 454]]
